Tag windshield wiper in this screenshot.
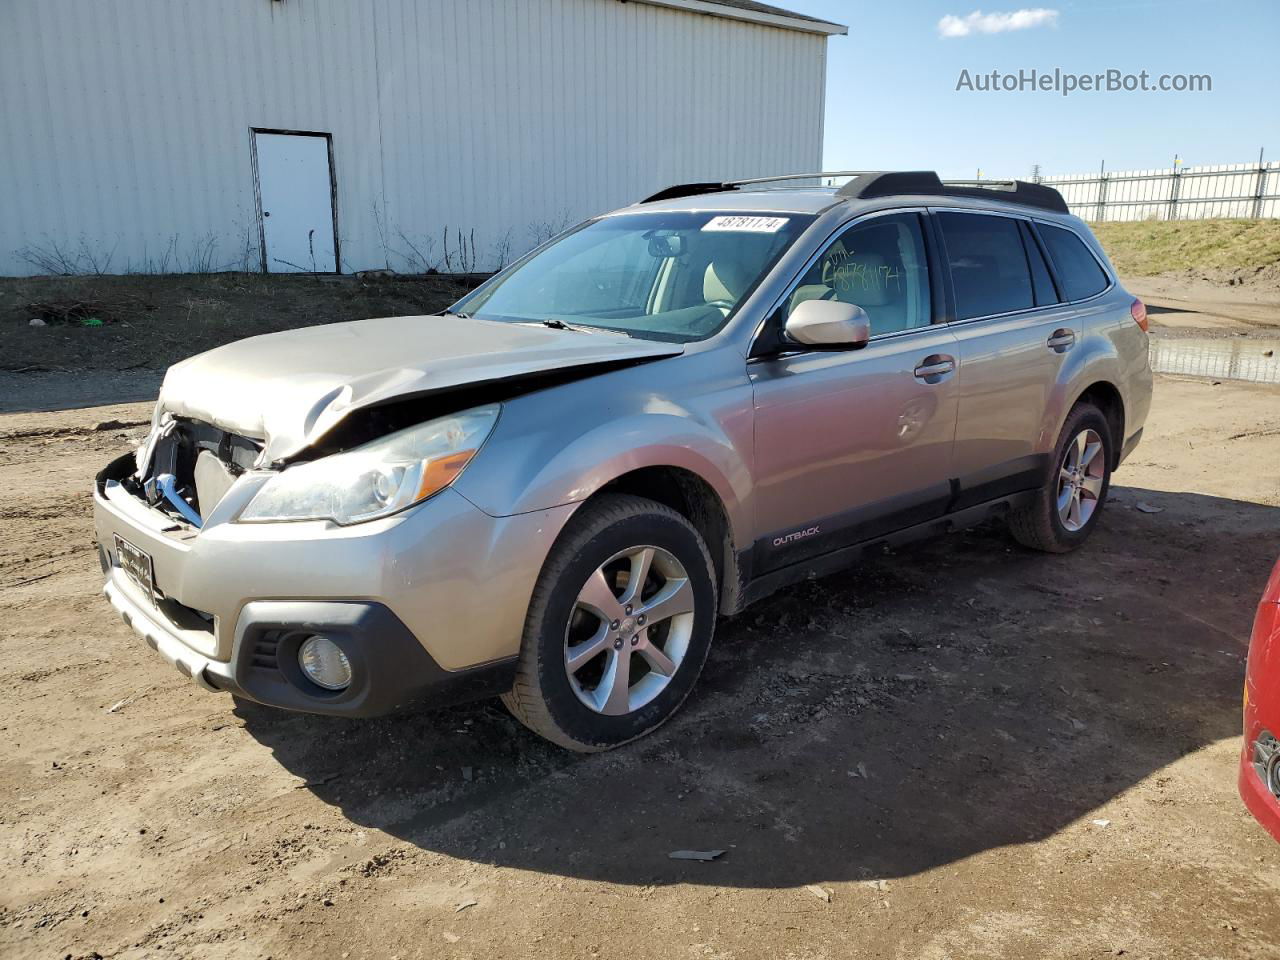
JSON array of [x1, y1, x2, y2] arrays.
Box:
[[531, 318, 606, 334], [515, 318, 637, 338], [440, 309, 471, 319]]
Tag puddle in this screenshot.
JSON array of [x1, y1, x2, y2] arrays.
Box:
[[1149, 337, 1280, 384]]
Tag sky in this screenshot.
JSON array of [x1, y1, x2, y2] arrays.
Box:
[[776, 0, 1279, 178]]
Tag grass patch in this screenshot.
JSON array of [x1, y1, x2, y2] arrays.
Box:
[[1092, 219, 1280, 276]]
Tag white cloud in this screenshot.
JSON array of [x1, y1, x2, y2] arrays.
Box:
[[938, 8, 1060, 38]]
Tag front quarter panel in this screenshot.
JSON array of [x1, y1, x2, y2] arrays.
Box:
[[454, 349, 755, 544]]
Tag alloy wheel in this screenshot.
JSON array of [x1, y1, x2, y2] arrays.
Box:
[[1056, 427, 1106, 532], [564, 545, 696, 715]]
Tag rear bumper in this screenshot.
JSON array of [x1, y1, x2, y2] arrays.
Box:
[[93, 451, 570, 716]]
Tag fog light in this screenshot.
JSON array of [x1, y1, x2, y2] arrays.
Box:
[[298, 636, 352, 690]]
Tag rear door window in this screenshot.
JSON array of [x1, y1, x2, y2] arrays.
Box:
[[1038, 224, 1111, 301], [937, 213, 1034, 320]]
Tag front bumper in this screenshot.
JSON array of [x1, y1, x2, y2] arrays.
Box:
[[1239, 724, 1280, 844], [103, 575, 515, 715], [94, 452, 573, 716]]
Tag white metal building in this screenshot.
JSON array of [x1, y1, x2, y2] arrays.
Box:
[[0, 0, 844, 276]]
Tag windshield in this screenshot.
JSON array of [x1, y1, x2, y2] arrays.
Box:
[[452, 211, 814, 342]]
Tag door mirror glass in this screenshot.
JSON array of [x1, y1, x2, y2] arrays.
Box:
[[784, 299, 871, 348]]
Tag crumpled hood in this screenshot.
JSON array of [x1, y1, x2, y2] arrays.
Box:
[[156, 314, 683, 460]]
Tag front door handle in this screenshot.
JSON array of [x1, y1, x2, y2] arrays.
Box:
[[1047, 328, 1076, 352], [913, 354, 956, 383]]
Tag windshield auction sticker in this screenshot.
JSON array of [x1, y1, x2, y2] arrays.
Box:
[[701, 216, 790, 233]]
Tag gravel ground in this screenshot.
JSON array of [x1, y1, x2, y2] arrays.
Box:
[[2, 369, 1279, 959]]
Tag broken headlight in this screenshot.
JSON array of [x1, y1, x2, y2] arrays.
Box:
[[238, 405, 500, 525]]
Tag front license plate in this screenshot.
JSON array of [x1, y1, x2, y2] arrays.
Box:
[[114, 535, 155, 602]]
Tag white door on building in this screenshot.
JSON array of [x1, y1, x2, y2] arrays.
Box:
[[253, 131, 337, 273]]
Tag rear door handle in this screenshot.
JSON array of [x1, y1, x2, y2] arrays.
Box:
[[913, 354, 956, 382], [1047, 328, 1076, 352]]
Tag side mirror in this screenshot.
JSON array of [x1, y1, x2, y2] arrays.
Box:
[[783, 299, 871, 349]]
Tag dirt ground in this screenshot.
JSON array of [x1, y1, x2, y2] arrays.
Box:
[[1126, 275, 1280, 339], [0, 273, 478, 375], [3, 348, 1280, 955]]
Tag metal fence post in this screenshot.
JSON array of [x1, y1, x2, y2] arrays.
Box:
[[1167, 165, 1182, 221], [1096, 162, 1109, 222], [1254, 148, 1268, 219]]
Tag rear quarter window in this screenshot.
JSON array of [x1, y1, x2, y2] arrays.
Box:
[[1039, 224, 1111, 301]]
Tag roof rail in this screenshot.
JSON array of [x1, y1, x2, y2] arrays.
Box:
[[727, 171, 877, 186], [640, 182, 738, 203], [640, 171, 872, 204], [640, 170, 1070, 213], [836, 171, 1069, 213]]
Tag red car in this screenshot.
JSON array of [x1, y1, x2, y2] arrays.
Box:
[[1241, 555, 1280, 842]]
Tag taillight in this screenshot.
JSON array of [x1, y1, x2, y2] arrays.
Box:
[[1130, 298, 1149, 333]]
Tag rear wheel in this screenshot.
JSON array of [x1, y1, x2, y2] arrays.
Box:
[[1009, 402, 1113, 553], [501, 494, 717, 752]]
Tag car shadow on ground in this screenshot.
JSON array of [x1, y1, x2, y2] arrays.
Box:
[[236, 486, 1276, 888]]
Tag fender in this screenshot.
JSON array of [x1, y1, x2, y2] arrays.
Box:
[[453, 349, 756, 552], [516, 412, 750, 531]]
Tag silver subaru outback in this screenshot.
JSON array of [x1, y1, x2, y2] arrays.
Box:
[[94, 171, 1152, 751]]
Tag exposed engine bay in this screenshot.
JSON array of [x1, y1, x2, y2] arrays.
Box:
[[131, 419, 264, 528]]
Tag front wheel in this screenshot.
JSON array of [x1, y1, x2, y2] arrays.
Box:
[[1008, 402, 1113, 553], [501, 494, 718, 752]]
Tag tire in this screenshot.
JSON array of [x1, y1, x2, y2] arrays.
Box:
[[1008, 402, 1114, 553], [501, 494, 718, 752]]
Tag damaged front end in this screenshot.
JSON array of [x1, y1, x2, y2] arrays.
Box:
[[100, 412, 266, 532], [105, 312, 685, 530], [123, 417, 265, 528], [151, 313, 684, 464], [108, 398, 503, 532]]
